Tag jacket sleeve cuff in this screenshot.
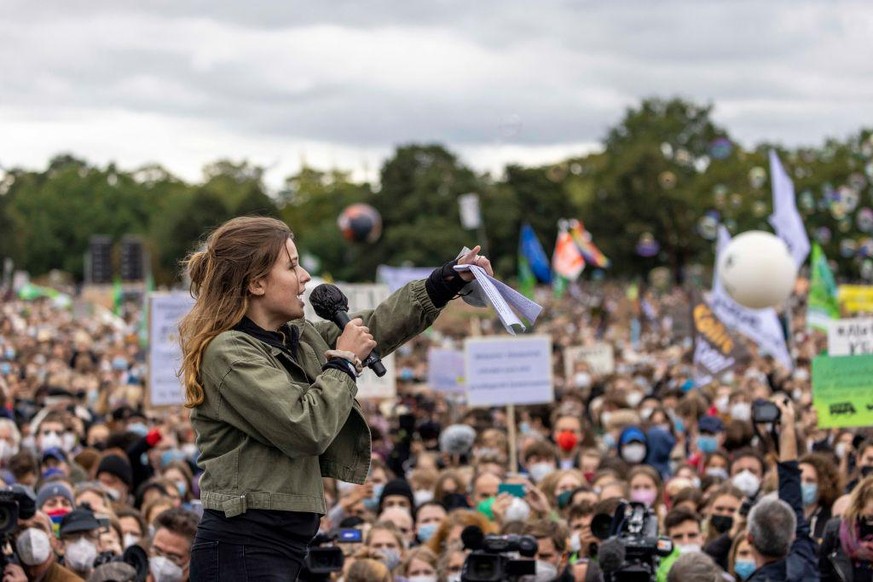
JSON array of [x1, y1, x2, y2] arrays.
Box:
[[425, 261, 467, 308], [322, 360, 357, 383]]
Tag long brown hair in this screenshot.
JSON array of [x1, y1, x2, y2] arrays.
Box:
[[178, 216, 292, 407]]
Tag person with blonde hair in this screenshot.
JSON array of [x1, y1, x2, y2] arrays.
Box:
[[181, 216, 493, 581]]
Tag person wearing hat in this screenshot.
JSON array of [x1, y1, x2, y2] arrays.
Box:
[[379, 479, 415, 514], [36, 481, 75, 514], [41, 447, 71, 481], [618, 426, 649, 466], [96, 453, 134, 505], [4, 510, 82, 582], [59, 505, 103, 579]]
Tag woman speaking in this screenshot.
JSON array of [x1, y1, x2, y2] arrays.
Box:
[[179, 216, 492, 581]]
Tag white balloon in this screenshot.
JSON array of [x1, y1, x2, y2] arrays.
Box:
[[717, 231, 797, 309]]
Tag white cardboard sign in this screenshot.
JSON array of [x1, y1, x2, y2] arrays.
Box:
[[828, 317, 873, 356], [148, 292, 195, 408], [427, 348, 466, 393], [465, 336, 553, 407]]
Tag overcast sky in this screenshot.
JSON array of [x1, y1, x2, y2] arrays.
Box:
[[1, 1, 871, 188]]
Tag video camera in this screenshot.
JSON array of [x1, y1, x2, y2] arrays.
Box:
[[298, 532, 345, 582], [0, 484, 37, 566], [460, 525, 538, 582], [591, 501, 673, 582]]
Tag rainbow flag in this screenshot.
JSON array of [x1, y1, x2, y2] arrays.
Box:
[[569, 219, 611, 268]]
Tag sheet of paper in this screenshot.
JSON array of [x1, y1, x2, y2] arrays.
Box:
[[454, 264, 543, 335]]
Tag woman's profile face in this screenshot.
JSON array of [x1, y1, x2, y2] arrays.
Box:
[[250, 239, 311, 327]]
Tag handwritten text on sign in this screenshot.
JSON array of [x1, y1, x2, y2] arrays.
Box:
[[812, 354, 873, 428], [465, 336, 553, 407], [828, 318, 873, 356]]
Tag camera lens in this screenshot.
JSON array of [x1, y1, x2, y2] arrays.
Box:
[[0, 505, 13, 534]]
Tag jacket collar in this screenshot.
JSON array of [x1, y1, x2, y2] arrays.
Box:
[[233, 316, 299, 357]]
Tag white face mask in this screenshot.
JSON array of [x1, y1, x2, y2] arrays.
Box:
[[528, 462, 555, 483], [39, 432, 63, 453], [16, 528, 52, 566], [569, 532, 582, 553], [504, 497, 532, 523], [408, 576, 438, 582], [521, 560, 558, 582], [640, 407, 654, 420], [626, 391, 644, 408], [64, 537, 98, 571], [574, 372, 592, 389], [414, 489, 434, 506], [149, 556, 184, 582], [731, 469, 761, 497], [122, 532, 140, 549], [705, 467, 729, 480], [678, 543, 701, 554], [0, 439, 18, 462], [730, 402, 752, 422], [622, 443, 647, 464], [61, 432, 78, 453], [715, 395, 730, 413], [835, 442, 849, 460]]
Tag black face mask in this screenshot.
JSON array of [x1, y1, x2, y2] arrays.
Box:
[[861, 466, 873, 479], [860, 519, 873, 540], [710, 514, 733, 534]]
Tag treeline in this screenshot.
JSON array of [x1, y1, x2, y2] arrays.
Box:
[[1, 97, 871, 286]]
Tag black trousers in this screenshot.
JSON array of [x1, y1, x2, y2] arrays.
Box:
[[190, 510, 319, 582]]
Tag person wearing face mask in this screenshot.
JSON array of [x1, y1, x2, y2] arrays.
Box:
[[742, 398, 818, 582], [523, 441, 559, 485], [798, 452, 840, 542], [95, 453, 134, 506], [59, 505, 103, 579], [728, 449, 766, 500], [0, 417, 21, 471], [399, 546, 439, 582], [148, 508, 198, 582], [414, 502, 446, 545], [521, 518, 573, 582], [4, 510, 82, 582], [551, 414, 584, 470], [689, 416, 725, 470], [365, 521, 406, 574], [700, 484, 744, 569], [846, 439, 873, 494], [617, 427, 648, 467]]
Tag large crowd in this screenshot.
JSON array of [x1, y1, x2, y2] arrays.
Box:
[[0, 279, 866, 582]]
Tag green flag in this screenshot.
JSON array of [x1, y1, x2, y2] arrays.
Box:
[[518, 251, 536, 300], [807, 242, 840, 331]]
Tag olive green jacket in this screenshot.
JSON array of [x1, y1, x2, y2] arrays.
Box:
[[192, 279, 442, 517]]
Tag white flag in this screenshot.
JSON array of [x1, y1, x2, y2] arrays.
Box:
[[768, 150, 810, 268], [710, 226, 793, 371]]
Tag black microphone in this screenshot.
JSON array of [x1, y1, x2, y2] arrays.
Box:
[[460, 525, 484, 551], [598, 538, 626, 575], [309, 284, 387, 377]]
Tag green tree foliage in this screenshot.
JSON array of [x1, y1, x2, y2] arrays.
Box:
[[1, 99, 871, 286]]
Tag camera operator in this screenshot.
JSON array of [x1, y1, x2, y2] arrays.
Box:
[[744, 397, 818, 581], [2, 510, 82, 582]]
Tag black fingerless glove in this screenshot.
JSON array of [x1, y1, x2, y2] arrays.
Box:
[[425, 260, 468, 308]]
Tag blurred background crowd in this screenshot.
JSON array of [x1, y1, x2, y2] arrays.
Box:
[[0, 274, 861, 582]]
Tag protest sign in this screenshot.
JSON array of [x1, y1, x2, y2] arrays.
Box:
[[812, 354, 873, 428], [839, 285, 873, 314], [563, 343, 615, 379], [427, 348, 465, 393], [691, 298, 739, 385], [148, 292, 194, 408], [465, 336, 553, 407], [828, 317, 873, 356]]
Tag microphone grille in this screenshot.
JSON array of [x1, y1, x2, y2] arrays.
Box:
[[309, 284, 349, 320]]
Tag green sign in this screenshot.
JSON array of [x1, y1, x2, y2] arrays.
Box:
[[812, 354, 873, 428]]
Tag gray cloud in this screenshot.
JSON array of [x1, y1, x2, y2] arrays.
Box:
[[1, 0, 871, 180]]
